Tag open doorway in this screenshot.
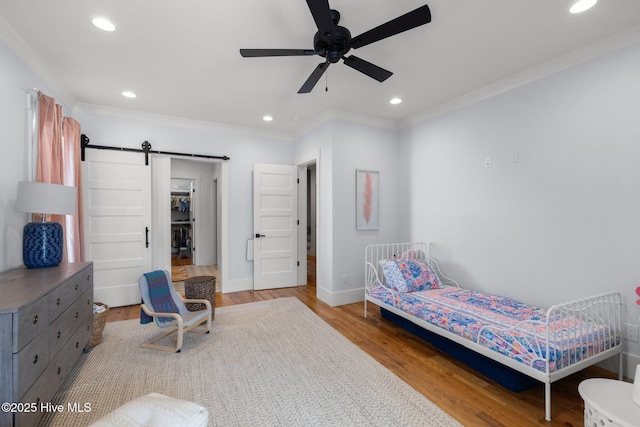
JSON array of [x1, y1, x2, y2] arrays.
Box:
[[169, 159, 222, 291], [296, 151, 319, 297], [170, 177, 194, 271], [306, 164, 317, 288]]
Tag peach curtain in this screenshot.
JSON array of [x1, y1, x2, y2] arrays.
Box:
[[63, 117, 85, 262], [36, 92, 85, 263]]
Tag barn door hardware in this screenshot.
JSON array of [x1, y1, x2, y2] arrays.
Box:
[[81, 134, 230, 165]]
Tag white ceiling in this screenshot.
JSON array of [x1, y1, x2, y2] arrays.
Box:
[[1, 0, 640, 138]]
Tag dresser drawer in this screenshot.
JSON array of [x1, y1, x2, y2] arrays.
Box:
[[49, 289, 92, 357], [15, 365, 57, 427], [13, 296, 48, 353], [15, 321, 91, 427], [49, 266, 92, 321], [13, 330, 49, 400], [14, 326, 88, 427], [48, 324, 91, 393]]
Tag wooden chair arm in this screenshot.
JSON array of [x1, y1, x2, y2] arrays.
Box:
[[140, 303, 182, 320]]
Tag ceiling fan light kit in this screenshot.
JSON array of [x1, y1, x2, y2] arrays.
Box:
[[240, 0, 431, 93]]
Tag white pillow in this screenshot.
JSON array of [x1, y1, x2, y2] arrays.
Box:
[[89, 392, 208, 427]]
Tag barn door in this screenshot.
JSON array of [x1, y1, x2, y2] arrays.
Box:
[[82, 150, 152, 307]]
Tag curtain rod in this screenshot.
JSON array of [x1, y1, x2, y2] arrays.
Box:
[[80, 134, 230, 165]]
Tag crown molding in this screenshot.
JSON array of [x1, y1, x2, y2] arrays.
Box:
[[73, 103, 293, 141], [293, 108, 400, 139], [402, 24, 640, 128], [0, 12, 77, 109]]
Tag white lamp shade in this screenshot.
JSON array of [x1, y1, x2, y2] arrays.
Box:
[[16, 181, 76, 216]]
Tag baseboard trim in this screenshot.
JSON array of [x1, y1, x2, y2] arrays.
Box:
[[596, 351, 640, 380], [222, 278, 253, 294], [94, 284, 140, 308], [316, 286, 364, 307], [624, 352, 640, 379]]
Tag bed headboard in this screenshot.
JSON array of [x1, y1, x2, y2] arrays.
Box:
[[365, 242, 459, 290]]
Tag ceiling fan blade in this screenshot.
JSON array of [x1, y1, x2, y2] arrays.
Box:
[[306, 0, 336, 41], [343, 56, 392, 82], [298, 62, 330, 93], [240, 49, 316, 57], [350, 4, 431, 49]]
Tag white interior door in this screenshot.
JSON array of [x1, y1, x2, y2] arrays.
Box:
[[253, 163, 298, 290], [82, 150, 151, 307]]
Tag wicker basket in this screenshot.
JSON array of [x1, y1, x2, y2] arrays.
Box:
[[90, 302, 110, 347], [184, 276, 216, 318]]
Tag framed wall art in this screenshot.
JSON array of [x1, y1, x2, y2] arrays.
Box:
[[356, 169, 379, 230]]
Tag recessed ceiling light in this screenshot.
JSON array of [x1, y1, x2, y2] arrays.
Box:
[[122, 91, 136, 98], [570, 0, 597, 14], [390, 97, 402, 105], [263, 115, 273, 122], [92, 17, 116, 32]]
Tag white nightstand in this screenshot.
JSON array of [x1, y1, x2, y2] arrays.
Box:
[[578, 378, 640, 427]]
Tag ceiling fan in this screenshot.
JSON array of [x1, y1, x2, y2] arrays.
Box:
[[239, 0, 431, 93]]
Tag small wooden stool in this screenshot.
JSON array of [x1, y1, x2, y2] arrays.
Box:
[[184, 275, 216, 318]]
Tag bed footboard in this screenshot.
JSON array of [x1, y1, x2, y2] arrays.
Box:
[[476, 291, 622, 374], [545, 291, 622, 373]]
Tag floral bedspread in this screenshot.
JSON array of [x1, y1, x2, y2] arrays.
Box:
[[368, 285, 617, 373]]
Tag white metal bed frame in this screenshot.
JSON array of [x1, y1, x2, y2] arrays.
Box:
[[364, 242, 623, 421]]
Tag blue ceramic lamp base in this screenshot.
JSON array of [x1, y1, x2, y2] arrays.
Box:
[[23, 221, 64, 268]]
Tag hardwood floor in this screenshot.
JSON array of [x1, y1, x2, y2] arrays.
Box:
[[107, 281, 615, 426]]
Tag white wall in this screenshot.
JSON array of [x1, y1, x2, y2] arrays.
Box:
[[294, 119, 404, 305], [331, 120, 403, 299], [403, 41, 640, 365]]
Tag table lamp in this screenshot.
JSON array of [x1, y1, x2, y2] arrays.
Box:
[[16, 181, 77, 268]]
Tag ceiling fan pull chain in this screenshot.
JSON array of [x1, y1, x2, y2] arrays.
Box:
[[325, 68, 329, 92]]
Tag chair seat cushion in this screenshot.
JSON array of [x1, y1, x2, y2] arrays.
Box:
[[89, 392, 208, 427], [159, 308, 211, 329]]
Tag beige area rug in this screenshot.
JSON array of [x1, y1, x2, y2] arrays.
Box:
[[40, 298, 461, 427]]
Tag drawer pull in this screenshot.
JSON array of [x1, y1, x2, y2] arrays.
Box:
[[56, 297, 61, 306], [76, 311, 79, 318], [57, 366, 61, 375], [75, 341, 80, 349], [57, 331, 62, 340], [75, 283, 79, 291], [33, 314, 38, 324], [33, 354, 38, 364], [87, 275, 90, 281], [87, 299, 91, 305]]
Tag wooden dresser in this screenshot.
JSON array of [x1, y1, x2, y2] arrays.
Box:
[[0, 262, 93, 427]]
